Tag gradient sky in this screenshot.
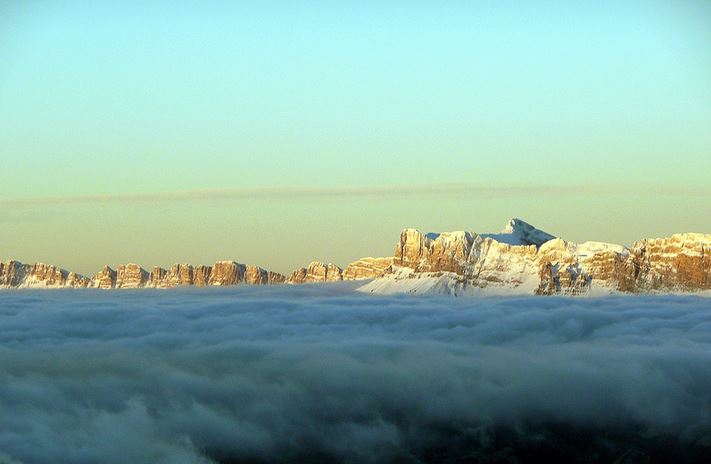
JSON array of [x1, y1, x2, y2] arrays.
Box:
[[1, 0, 710, 275]]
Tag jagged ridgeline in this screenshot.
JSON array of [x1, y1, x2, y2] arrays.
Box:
[[361, 219, 711, 295], [2, 218, 711, 294]]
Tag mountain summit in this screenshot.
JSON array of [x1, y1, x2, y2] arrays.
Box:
[[481, 218, 556, 247], [1, 219, 710, 296], [360, 219, 711, 296]]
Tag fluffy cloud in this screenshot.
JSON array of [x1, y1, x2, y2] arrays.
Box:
[[1, 286, 711, 463]]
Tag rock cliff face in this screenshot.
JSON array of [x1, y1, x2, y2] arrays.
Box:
[[343, 257, 393, 280], [361, 219, 711, 296], [92, 266, 117, 289], [632, 234, 711, 291], [0, 258, 286, 290], [148, 267, 168, 288], [0, 261, 91, 288], [289, 262, 343, 283], [245, 265, 268, 285], [268, 271, 287, 284], [115, 264, 149, 289], [534, 239, 637, 295], [209, 261, 245, 286], [2, 219, 710, 295], [0, 261, 26, 287]]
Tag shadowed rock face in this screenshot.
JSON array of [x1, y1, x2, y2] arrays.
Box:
[[289, 262, 343, 283], [268, 271, 286, 284], [288, 267, 307, 284]]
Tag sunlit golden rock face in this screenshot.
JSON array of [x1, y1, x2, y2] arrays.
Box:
[[115, 263, 149, 289], [466, 237, 540, 287], [394, 229, 477, 275], [92, 265, 117, 289], [193, 265, 212, 287], [1, 220, 709, 294], [632, 234, 711, 291], [343, 257, 393, 280], [27, 263, 65, 286], [143, 261, 285, 288], [66, 271, 91, 288], [0, 261, 28, 287], [148, 267, 168, 288], [0, 261, 90, 288], [378, 221, 711, 295], [245, 265, 268, 285], [534, 234, 711, 294], [166, 264, 194, 287], [533, 239, 633, 294], [395, 229, 432, 270], [0, 257, 285, 290], [289, 262, 343, 283], [209, 261, 245, 286]]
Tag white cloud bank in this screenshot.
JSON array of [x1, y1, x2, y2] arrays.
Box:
[[1, 285, 711, 463]]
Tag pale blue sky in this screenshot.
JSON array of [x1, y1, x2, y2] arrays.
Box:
[[1, 1, 710, 275]]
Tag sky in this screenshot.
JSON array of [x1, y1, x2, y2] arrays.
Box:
[[1, 0, 710, 275]]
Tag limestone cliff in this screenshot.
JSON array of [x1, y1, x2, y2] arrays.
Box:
[[115, 264, 149, 289], [289, 262, 343, 283], [361, 219, 711, 295], [632, 234, 711, 291], [2, 218, 710, 295], [0, 258, 286, 290], [343, 257, 393, 280], [0, 261, 90, 288], [92, 266, 117, 289]]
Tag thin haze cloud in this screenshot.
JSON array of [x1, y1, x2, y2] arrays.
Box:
[[1, 183, 709, 208], [1, 286, 711, 463]]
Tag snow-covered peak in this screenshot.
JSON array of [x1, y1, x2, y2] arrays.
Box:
[[425, 230, 473, 244], [481, 218, 556, 247], [539, 238, 630, 257]]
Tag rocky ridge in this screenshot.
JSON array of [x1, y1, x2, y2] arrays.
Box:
[[361, 219, 711, 295], [0, 259, 289, 290], [289, 262, 344, 284], [2, 218, 710, 295]]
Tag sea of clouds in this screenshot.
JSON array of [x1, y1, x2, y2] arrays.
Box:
[[1, 284, 711, 463]]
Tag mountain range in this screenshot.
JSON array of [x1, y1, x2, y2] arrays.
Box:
[[2, 219, 710, 295]]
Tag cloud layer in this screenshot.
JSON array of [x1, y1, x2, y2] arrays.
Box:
[[1, 286, 711, 463], [3, 183, 709, 208]]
